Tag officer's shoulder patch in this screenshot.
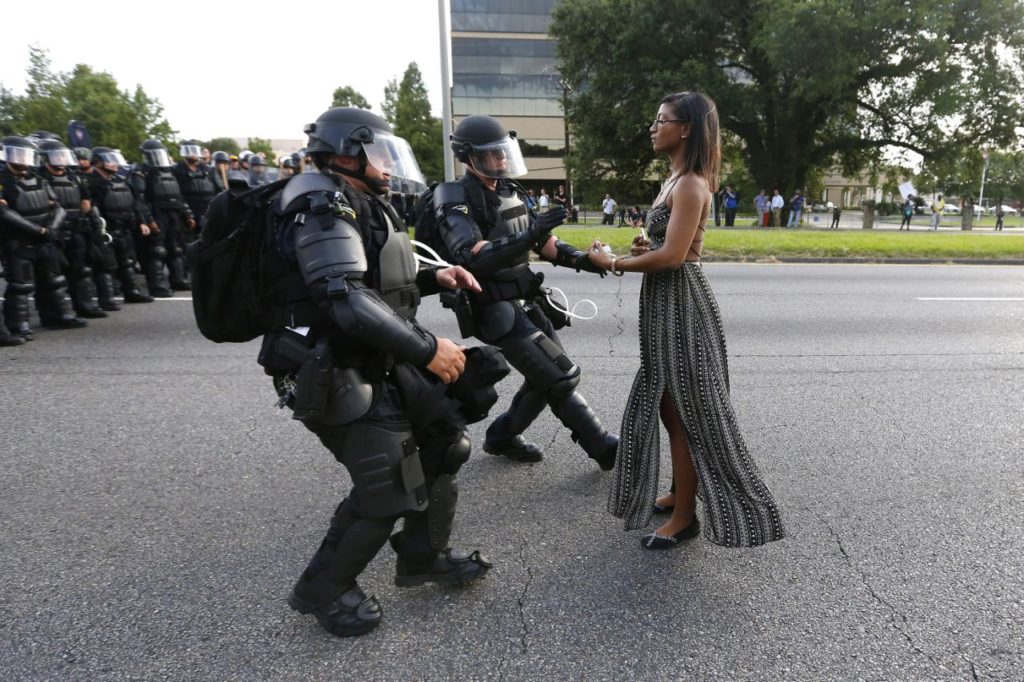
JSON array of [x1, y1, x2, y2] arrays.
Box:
[[334, 203, 358, 222], [450, 204, 469, 215]]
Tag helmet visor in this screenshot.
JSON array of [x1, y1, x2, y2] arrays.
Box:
[[179, 144, 203, 159], [145, 149, 173, 167], [467, 134, 527, 178], [4, 145, 40, 167], [44, 149, 77, 167], [362, 133, 427, 194]]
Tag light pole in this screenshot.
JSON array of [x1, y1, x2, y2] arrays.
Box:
[[438, 0, 455, 181], [977, 147, 990, 225], [558, 78, 573, 206]]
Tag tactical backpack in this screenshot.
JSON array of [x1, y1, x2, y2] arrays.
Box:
[[412, 183, 448, 261], [186, 177, 293, 343]]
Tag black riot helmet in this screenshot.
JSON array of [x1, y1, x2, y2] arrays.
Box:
[[303, 107, 426, 194], [91, 146, 129, 175], [211, 150, 230, 164], [3, 135, 41, 172], [179, 140, 203, 161], [248, 154, 267, 185], [38, 138, 77, 169], [139, 139, 172, 168], [451, 115, 527, 179]]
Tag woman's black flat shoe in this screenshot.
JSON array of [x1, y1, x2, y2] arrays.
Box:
[[640, 517, 701, 550], [652, 503, 675, 515]]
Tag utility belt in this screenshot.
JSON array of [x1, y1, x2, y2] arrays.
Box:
[[259, 331, 379, 426], [472, 266, 542, 305]]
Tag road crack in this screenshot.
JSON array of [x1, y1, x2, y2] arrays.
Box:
[[815, 511, 945, 673]]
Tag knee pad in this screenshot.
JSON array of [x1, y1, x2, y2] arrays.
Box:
[[152, 245, 168, 259], [440, 432, 471, 475], [79, 265, 93, 279], [320, 420, 429, 519], [547, 372, 581, 399], [6, 281, 35, 295]]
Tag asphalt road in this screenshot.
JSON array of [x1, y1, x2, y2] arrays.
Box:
[[2, 263, 1022, 681]]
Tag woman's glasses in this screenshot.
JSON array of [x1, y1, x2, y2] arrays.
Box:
[[652, 118, 685, 126]]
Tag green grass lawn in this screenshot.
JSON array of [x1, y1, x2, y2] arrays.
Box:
[[549, 226, 1024, 260]]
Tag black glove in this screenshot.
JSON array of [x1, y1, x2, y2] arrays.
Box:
[[527, 205, 567, 243], [574, 251, 607, 278]]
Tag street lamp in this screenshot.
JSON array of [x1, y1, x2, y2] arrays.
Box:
[[558, 78, 573, 206]]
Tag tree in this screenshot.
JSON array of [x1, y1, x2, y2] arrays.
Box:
[[0, 46, 177, 161], [332, 85, 371, 109], [382, 63, 443, 183], [551, 0, 1024, 196], [247, 136, 276, 164], [206, 137, 241, 154]]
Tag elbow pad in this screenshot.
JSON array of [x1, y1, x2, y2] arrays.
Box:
[[327, 284, 436, 366], [47, 204, 68, 234]]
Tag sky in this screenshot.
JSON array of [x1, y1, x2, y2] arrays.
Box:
[[0, 0, 447, 142]]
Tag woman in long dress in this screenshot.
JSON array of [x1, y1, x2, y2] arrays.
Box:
[[587, 92, 784, 550]]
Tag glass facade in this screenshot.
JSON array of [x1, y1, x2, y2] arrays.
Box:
[[451, 37, 562, 117], [451, 0, 566, 182], [452, 0, 558, 33]]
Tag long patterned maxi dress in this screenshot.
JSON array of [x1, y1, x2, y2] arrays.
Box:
[[608, 204, 785, 547]]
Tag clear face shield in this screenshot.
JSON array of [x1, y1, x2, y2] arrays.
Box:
[[4, 145, 40, 168], [144, 148, 173, 167], [179, 144, 203, 160], [44, 148, 77, 167], [94, 151, 128, 173], [467, 133, 527, 179], [361, 133, 427, 194]]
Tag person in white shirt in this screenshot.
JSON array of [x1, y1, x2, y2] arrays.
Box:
[[770, 189, 784, 226], [538, 188, 550, 212], [602, 193, 617, 225]]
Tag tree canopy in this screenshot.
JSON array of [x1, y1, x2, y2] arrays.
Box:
[[383, 63, 443, 183], [551, 0, 1024, 198], [0, 47, 176, 159], [331, 85, 371, 110]]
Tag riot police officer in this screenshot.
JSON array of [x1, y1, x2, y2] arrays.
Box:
[[38, 139, 108, 318], [87, 147, 154, 304], [255, 108, 494, 637], [129, 139, 195, 293], [172, 141, 217, 231], [432, 115, 617, 468], [0, 147, 27, 346], [0, 136, 86, 337], [210, 151, 231, 193], [247, 154, 268, 186]]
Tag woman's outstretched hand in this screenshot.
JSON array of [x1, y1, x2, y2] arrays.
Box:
[[630, 234, 650, 256]]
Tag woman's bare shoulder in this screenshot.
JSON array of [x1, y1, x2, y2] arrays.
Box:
[[668, 173, 710, 207]]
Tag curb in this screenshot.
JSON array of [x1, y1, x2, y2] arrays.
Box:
[[705, 257, 1024, 266]]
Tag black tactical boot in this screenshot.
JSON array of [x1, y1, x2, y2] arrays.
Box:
[[484, 414, 544, 462], [95, 273, 121, 311], [72, 277, 107, 318], [288, 583, 382, 638], [394, 548, 492, 588], [550, 391, 618, 470]]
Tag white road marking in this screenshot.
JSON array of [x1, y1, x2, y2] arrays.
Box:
[[916, 297, 1024, 301]]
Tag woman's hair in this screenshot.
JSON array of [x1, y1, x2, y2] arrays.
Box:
[[660, 91, 721, 192]]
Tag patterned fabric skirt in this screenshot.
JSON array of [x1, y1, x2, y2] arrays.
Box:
[[608, 263, 785, 547]]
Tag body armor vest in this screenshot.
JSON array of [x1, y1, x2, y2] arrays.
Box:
[[43, 171, 83, 220], [468, 182, 534, 288], [177, 165, 217, 202], [146, 168, 186, 210], [374, 203, 420, 320], [98, 175, 137, 223], [8, 174, 52, 226]]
